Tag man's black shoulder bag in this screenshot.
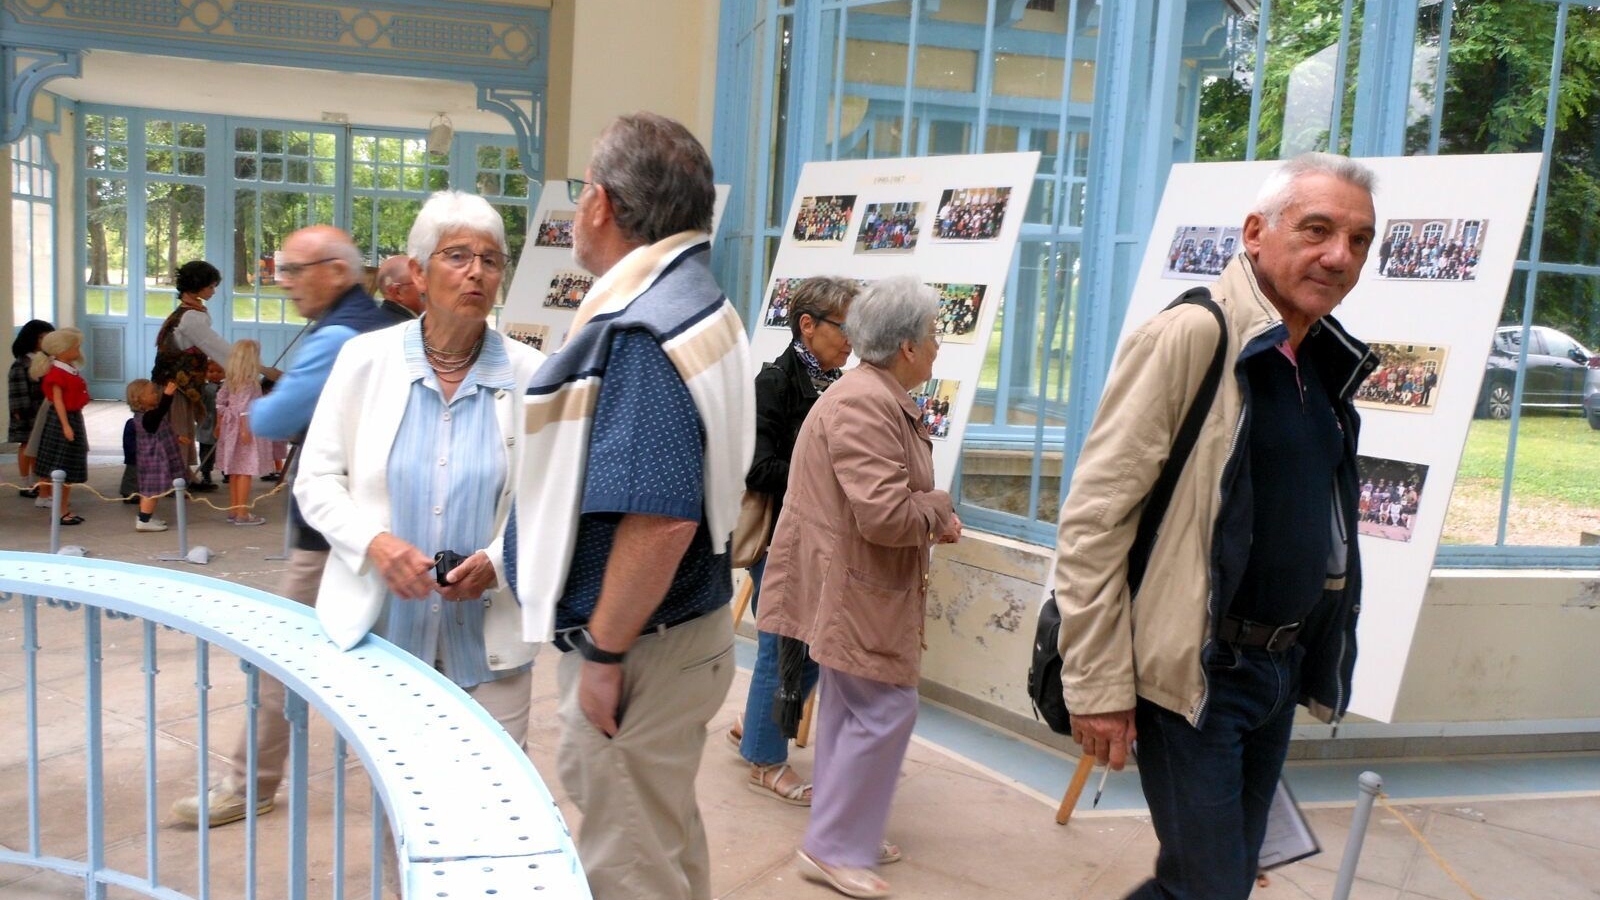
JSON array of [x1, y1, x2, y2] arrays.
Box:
[[1028, 287, 1228, 734]]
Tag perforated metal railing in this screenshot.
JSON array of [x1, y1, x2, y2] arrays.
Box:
[[0, 551, 589, 900]]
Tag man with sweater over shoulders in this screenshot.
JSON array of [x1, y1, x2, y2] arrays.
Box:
[[172, 225, 398, 826], [506, 112, 755, 900]]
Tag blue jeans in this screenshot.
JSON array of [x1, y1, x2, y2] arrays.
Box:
[[1125, 642, 1303, 900], [740, 557, 821, 766]]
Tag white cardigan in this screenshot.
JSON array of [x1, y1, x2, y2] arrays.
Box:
[[294, 322, 544, 668]]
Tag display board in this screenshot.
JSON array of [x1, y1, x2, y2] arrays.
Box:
[[1119, 154, 1542, 721], [500, 181, 730, 352], [751, 152, 1042, 489]]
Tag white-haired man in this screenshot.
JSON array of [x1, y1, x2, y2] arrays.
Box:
[[1053, 152, 1378, 900]]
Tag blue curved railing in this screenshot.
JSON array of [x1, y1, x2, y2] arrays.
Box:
[[0, 551, 588, 899]]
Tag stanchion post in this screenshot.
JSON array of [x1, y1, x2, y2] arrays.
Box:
[[1331, 771, 1383, 900], [49, 470, 65, 553], [172, 478, 190, 558], [267, 467, 293, 561]]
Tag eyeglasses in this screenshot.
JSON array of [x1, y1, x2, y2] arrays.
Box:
[[566, 178, 592, 204], [432, 246, 510, 274], [278, 257, 338, 278], [818, 316, 847, 331]]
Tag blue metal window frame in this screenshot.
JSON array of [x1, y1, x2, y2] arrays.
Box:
[[713, 0, 1600, 567], [10, 127, 59, 326]]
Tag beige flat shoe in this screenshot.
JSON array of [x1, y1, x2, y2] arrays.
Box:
[[796, 849, 889, 899], [748, 762, 812, 806]]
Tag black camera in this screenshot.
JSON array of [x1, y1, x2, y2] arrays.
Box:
[[433, 550, 470, 587]]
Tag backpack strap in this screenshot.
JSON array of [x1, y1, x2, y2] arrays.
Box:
[[1126, 287, 1227, 597]]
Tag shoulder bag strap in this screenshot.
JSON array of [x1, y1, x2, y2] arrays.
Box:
[[1126, 287, 1227, 597]]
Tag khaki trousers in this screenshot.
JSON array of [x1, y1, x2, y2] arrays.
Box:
[[557, 611, 734, 900]]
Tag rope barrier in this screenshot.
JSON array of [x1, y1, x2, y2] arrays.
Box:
[[1, 477, 288, 513], [1375, 792, 1486, 900]]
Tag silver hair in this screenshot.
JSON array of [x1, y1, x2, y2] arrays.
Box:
[[589, 112, 714, 244], [845, 275, 938, 366], [787, 275, 860, 341], [407, 190, 509, 272], [1252, 152, 1378, 224]]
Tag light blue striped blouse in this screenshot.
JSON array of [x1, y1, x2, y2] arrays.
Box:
[[380, 320, 522, 688]]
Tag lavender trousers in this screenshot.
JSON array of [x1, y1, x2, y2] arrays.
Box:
[[803, 666, 918, 868]]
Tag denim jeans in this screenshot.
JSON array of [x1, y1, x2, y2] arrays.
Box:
[[1125, 641, 1304, 900], [740, 557, 821, 766]]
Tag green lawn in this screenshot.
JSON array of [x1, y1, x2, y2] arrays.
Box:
[[1457, 414, 1600, 508]]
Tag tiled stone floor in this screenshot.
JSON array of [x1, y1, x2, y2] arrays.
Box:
[[2, 402, 1597, 899]]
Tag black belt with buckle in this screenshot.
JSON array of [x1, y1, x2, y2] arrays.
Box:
[[552, 607, 713, 653], [1218, 615, 1302, 652]]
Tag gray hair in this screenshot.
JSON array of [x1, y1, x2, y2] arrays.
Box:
[[590, 112, 714, 244], [407, 190, 508, 272], [788, 276, 860, 341], [1252, 152, 1378, 224], [845, 275, 938, 366]]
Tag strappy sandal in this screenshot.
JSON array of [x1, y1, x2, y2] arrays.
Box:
[[59, 514, 84, 526], [878, 841, 902, 865], [748, 763, 812, 806], [796, 849, 889, 899]]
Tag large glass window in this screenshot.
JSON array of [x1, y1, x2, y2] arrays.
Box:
[[82, 113, 131, 319], [11, 133, 56, 325], [232, 124, 339, 325], [349, 132, 449, 265]]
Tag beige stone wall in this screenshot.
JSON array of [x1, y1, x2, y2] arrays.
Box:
[[917, 532, 1600, 745], [563, 0, 720, 176]]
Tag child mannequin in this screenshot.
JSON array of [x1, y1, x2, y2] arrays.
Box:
[[30, 328, 89, 525], [216, 340, 274, 525], [126, 378, 188, 531]]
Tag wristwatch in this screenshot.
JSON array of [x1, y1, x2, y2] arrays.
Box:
[[572, 628, 626, 665]]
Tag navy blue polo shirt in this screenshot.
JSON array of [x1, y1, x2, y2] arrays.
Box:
[[1227, 344, 1343, 627], [554, 328, 732, 631]]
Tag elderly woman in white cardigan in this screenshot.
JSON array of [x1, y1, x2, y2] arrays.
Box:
[[295, 190, 541, 743]]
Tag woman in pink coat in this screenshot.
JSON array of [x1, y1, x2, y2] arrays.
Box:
[[757, 276, 962, 899]]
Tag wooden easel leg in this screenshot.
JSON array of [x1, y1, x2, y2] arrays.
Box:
[[731, 574, 754, 625], [795, 686, 818, 748], [1055, 754, 1097, 825]]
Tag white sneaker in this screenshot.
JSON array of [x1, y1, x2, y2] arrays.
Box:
[[171, 781, 274, 827], [34, 496, 52, 508], [135, 517, 169, 532]]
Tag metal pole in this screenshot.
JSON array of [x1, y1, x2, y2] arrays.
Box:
[[1331, 771, 1383, 900], [49, 470, 64, 553], [173, 478, 190, 559]]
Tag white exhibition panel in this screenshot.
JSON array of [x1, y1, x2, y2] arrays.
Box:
[[1122, 154, 1542, 722], [500, 181, 730, 352], [751, 151, 1042, 489]]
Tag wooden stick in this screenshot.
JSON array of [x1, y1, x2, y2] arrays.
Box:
[[795, 687, 817, 748], [731, 575, 754, 625], [1056, 754, 1097, 825]]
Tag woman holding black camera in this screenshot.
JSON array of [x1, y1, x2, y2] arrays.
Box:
[[295, 191, 542, 743]]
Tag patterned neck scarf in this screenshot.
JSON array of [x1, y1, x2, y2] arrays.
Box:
[[793, 339, 843, 392]]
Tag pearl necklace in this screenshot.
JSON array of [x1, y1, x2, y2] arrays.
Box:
[[422, 328, 485, 375]]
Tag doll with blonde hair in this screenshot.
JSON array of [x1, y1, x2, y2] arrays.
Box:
[[30, 328, 90, 525], [126, 377, 187, 532], [215, 339, 275, 524]]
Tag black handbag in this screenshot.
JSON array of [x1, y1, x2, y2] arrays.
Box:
[[1028, 288, 1227, 734]]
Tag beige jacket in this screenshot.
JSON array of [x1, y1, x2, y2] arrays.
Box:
[[1055, 253, 1371, 725], [757, 362, 955, 686]]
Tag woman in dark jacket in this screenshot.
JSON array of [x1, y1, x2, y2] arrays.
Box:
[[9, 319, 54, 495], [731, 275, 858, 806]]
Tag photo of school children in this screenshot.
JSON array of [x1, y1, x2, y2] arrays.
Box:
[[543, 270, 594, 310], [507, 322, 552, 352], [1375, 218, 1486, 282], [929, 282, 986, 344], [932, 187, 1010, 241], [855, 201, 922, 254], [792, 194, 856, 244], [1356, 455, 1430, 543], [762, 277, 806, 329], [910, 377, 961, 440], [1355, 342, 1449, 414], [534, 210, 576, 248], [1163, 225, 1242, 280]]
